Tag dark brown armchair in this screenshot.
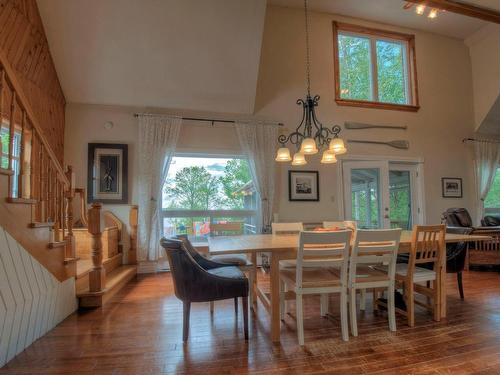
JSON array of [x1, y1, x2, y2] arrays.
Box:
[[160, 238, 249, 342]]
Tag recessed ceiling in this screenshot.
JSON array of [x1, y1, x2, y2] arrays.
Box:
[[37, 0, 266, 114], [268, 0, 493, 39]]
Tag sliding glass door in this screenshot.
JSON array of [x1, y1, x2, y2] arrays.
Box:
[[343, 160, 420, 229]]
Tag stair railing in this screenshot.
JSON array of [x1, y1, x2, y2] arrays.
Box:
[[0, 62, 75, 262]]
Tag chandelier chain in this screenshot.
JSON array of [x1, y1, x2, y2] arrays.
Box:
[[304, 0, 311, 97]]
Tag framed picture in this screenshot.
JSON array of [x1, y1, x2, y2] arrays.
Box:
[[289, 170, 319, 201], [442, 177, 462, 198], [88, 143, 128, 204]]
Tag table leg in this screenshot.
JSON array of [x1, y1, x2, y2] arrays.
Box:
[[270, 253, 281, 343], [251, 252, 257, 310]]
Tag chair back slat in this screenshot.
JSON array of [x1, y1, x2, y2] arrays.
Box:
[[296, 231, 351, 288], [349, 229, 401, 284], [272, 222, 303, 235]]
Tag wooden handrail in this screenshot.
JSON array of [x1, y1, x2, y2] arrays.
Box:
[[74, 188, 89, 227]]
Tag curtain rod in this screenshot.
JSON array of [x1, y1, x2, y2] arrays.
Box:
[[133, 112, 284, 127], [462, 137, 500, 144]]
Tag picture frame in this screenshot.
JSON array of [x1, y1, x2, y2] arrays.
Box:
[[288, 170, 319, 201], [87, 143, 128, 204], [441, 177, 462, 198]]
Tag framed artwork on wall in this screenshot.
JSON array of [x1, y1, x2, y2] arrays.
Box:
[[87, 143, 128, 204], [289, 170, 319, 201], [442, 177, 462, 198]]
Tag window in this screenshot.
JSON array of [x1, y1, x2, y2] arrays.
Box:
[[485, 167, 500, 211], [333, 22, 419, 111], [1, 124, 22, 197], [161, 155, 258, 243]]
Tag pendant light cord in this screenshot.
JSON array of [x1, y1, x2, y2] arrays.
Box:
[[304, 0, 311, 97]]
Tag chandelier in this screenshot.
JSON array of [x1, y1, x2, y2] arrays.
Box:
[[275, 0, 346, 166]]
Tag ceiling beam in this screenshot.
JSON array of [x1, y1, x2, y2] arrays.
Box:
[[404, 0, 500, 23]]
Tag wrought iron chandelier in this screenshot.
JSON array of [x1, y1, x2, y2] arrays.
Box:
[[275, 0, 346, 166]]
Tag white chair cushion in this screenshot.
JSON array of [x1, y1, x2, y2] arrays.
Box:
[[374, 264, 436, 282]]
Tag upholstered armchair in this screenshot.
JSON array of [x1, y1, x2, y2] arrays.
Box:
[[160, 238, 249, 342]]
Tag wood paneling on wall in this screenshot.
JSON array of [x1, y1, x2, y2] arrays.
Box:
[[0, 224, 77, 367], [0, 0, 65, 163]]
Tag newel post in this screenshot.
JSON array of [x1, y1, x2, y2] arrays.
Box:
[[129, 205, 138, 264], [89, 202, 105, 292], [65, 166, 76, 258]]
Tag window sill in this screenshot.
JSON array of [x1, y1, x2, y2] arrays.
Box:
[[335, 98, 420, 112]]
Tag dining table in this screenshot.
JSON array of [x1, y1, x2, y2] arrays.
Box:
[[208, 230, 492, 343]]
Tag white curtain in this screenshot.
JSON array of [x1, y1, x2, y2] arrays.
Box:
[[474, 140, 500, 224], [235, 122, 278, 233], [137, 115, 181, 261]]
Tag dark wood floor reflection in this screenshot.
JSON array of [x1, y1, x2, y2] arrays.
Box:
[[2, 270, 500, 374]]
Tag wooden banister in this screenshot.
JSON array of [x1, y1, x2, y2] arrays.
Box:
[[88, 202, 105, 293], [74, 188, 89, 226]]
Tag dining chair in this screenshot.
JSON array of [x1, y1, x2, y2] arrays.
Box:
[[348, 229, 401, 336], [161, 238, 249, 342], [176, 235, 256, 313], [271, 222, 304, 235], [375, 225, 445, 327], [323, 221, 357, 231], [279, 230, 352, 345]]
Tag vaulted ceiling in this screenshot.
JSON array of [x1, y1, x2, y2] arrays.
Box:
[[37, 0, 497, 115]]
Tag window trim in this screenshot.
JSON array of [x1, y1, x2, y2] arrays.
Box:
[[332, 22, 420, 112]]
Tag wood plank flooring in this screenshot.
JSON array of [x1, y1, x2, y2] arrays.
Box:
[[2, 270, 500, 374]]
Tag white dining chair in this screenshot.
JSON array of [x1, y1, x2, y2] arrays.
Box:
[[271, 222, 304, 235], [348, 228, 401, 336], [279, 230, 352, 345]]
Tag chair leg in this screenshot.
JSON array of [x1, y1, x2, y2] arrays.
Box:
[[234, 297, 238, 315], [349, 287, 358, 337], [280, 279, 286, 320], [372, 289, 379, 312], [405, 282, 415, 327], [388, 283, 396, 332], [183, 301, 191, 342], [210, 301, 214, 314], [296, 294, 304, 346], [360, 289, 366, 311], [248, 271, 254, 308], [434, 274, 442, 322], [341, 288, 349, 341], [242, 296, 249, 340], [457, 271, 464, 300], [320, 294, 329, 317]]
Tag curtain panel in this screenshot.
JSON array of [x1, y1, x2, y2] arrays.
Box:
[[474, 140, 500, 224], [235, 122, 278, 233], [137, 115, 181, 261]]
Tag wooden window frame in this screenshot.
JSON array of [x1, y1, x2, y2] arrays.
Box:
[[332, 22, 420, 112]]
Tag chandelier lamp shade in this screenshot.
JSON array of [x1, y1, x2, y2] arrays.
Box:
[[275, 0, 347, 165]]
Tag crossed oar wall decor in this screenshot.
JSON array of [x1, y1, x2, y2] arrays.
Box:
[[344, 121, 410, 150]]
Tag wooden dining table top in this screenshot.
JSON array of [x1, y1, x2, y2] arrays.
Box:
[[208, 231, 492, 255]]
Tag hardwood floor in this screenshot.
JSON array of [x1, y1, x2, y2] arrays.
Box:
[[2, 270, 500, 374]]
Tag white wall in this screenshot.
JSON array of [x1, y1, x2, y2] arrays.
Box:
[[465, 24, 500, 132], [0, 225, 77, 367], [64, 5, 479, 239], [254, 6, 476, 224]]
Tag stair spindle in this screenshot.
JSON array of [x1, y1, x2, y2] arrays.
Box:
[[17, 110, 26, 198], [8, 91, 16, 197]]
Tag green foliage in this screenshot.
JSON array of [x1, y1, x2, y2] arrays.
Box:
[[165, 166, 221, 210], [485, 169, 500, 208], [1, 129, 9, 169], [220, 159, 252, 209], [338, 35, 407, 105]]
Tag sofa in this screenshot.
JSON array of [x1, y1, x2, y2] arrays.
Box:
[[442, 208, 500, 267]]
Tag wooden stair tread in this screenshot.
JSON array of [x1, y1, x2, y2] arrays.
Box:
[[0, 168, 14, 176], [76, 253, 123, 278], [29, 222, 54, 228], [64, 257, 79, 265], [48, 240, 66, 249], [76, 265, 137, 297], [6, 197, 38, 204]]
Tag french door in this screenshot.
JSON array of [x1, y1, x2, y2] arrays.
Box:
[[342, 160, 421, 229]]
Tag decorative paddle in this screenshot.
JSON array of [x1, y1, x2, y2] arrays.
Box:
[[345, 122, 407, 130], [347, 139, 410, 150]]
